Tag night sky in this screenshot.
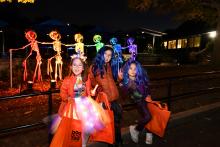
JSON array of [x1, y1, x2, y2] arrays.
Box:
[[0, 0, 180, 31]]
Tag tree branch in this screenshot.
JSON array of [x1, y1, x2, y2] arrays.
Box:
[[200, 0, 220, 10]]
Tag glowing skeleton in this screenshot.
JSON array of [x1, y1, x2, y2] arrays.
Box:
[[65, 33, 85, 56], [109, 37, 126, 80], [10, 30, 42, 82], [126, 37, 137, 60], [41, 31, 64, 81], [86, 34, 104, 53]]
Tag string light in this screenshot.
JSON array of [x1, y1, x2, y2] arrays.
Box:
[[0, 0, 35, 3], [0, 0, 12, 2], [18, 0, 35, 3]]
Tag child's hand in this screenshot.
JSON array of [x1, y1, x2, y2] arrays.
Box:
[[91, 84, 99, 96], [146, 95, 152, 102], [118, 68, 123, 80], [119, 83, 123, 87]]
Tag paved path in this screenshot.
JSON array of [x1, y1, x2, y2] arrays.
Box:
[[89, 106, 220, 147]]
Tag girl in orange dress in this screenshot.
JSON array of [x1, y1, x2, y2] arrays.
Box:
[[50, 54, 109, 147]]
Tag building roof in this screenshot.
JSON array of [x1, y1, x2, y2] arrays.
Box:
[[139, 27, 167, 36]]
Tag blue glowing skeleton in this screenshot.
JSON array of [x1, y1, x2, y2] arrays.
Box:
[[109, 37, 125, 81]]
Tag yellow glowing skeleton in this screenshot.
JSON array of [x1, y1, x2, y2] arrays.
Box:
[[41, 31, 64, 81], [9, 30, 42, 82], [65, 33, 85, 55]]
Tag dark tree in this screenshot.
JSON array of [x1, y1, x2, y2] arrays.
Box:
[[128, 0, 220, 64]]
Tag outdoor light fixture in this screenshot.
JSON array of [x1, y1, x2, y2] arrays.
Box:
[[208, 31, 217, 38], [27, 81, 33, 90], [50, 80, 56, 89]]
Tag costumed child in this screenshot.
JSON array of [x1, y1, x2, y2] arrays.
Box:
[[50, 53, 109, 147], [89, 46, 123, 146], [119, 60, 153, 144]]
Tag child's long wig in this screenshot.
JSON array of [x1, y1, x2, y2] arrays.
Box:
[[122, 60, 149, 87], [92, 47, 114, 78]]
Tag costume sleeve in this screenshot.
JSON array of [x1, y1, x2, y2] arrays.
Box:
[[88, 65, 97, 88], [60, 78, 69, 102], [86, 75, 91, 97], [58, 78, 69, 116]]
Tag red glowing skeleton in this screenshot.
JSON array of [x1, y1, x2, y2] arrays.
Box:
[[10, 30, 42, 82]]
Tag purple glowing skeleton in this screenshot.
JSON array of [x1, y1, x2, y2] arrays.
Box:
[[126, 37, 137, 60]]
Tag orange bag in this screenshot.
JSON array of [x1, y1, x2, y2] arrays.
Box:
[[145, 98, 171, 137], [50, 117, 82, 147], [89, 92, 115, 144]]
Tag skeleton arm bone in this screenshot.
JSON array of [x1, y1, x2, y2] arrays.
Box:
[[85, 44, 96, 47], [63, 43, 76, 47], [38, 41, 54, 45], [10, 43, 31, 51], [24, 49, 33, 60], [122, 46, 128, 50], [105, 44, 113, 48]]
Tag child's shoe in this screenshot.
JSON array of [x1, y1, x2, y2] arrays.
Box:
[[129, 125, 139, 143], [145, 132, 153, 144]]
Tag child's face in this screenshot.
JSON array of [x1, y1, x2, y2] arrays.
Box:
[[72, 58, 84, 76], [128, 63, 137, 78], [104, 50, 112, 63]]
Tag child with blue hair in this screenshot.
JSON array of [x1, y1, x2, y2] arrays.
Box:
[[119, 60, 153, 144]]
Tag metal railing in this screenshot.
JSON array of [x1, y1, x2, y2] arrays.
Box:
[[0, 88, 59, 142], [0, 71, 220, 137], [122, 70, 220, 110]]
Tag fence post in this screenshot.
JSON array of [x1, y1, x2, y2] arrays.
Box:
[[48, 80, 57, 143], [48, 89, 53, 143], [10, 49, 13, 88], [167, 78, 172, 109]]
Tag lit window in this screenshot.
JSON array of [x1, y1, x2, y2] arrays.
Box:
[[194, 37, 201, 47], [168, 40, 176, 49], [177, 39, 187, 48], [164, 41, 167, 49], [189, 38, 194, 48], [189, 36, 200, 48]]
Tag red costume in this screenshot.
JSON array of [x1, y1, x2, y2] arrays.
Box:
[[89, 63, 119, 102], [50, 75, 109, 147]]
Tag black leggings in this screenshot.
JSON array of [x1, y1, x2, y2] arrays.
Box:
[[110, 100, 123, 144], [135, 100, 151, 132]]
